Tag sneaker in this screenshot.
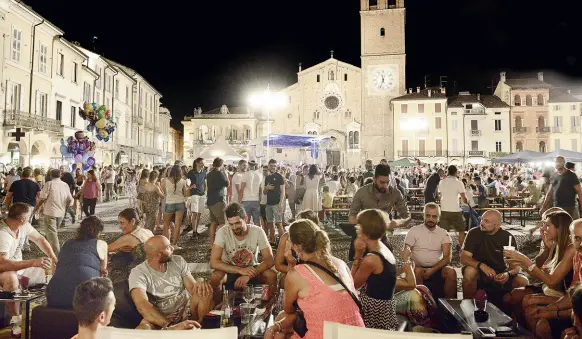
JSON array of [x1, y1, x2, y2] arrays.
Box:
[[10, 316, 21, 338], [182, 224, 193, 234]]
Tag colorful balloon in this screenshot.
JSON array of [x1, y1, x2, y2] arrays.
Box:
[[95, 118, 107, 129], [74, 154, 83, 163], [86, 157, 96, 166]]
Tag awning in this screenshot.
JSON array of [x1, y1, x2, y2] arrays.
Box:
[[491, 150, 543, 164], [263, 134, 330, 148]]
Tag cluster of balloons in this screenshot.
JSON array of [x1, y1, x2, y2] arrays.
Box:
[[60, 131, 96, 170], [80, 102, 116, 141]]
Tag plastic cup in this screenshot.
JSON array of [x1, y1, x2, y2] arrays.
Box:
[[240, 303, 253, 324], [503, 246, 515, 255]]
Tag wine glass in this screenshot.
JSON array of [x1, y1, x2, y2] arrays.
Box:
[[243, 285, 254, 304]]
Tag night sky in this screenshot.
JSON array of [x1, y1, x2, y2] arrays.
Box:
[[25, 0, 582, 129]]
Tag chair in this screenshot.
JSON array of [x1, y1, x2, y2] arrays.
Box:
[[31, 305, 78, 339], [323, 321, 470, 339], [96, 326, 238, 339]]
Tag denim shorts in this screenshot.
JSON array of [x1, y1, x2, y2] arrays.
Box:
[[266, 204, 282, 223], [164, 202, 186, 214]]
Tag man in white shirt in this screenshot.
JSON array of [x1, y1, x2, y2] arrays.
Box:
[[105, 166, 116, 202], [327, 174, 342, 196], [402, 202, 457, 298], [240, 161, 262, 225], [0, 203, 57, 337], [232, 160, 246, 204], [33, 169, 73, 255], [438, 165, 469, 248]]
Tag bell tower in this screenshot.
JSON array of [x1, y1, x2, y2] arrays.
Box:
[[360, 0, 406, 161]]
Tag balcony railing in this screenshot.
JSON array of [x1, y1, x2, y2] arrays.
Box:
[[470, 130, 481, 136], [513, 127, 527, 133], [489, 152, 510, 158], [536, 126, 550, 133], [467, 150, 486, 157], [464, 108, 486, 115], [398, 150, 447, 157], [552, 126, 562, 133], [4, 110, 61, 134]]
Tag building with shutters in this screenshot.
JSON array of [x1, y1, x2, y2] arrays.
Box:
[[548, 88, 582, 152]]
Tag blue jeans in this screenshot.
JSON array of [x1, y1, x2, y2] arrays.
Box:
[[242, 201, 261, 225]]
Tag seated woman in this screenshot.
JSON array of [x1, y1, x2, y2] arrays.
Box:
[[108, 208, 154, 282], [504, 210, 574, 331], [46, 216, 107, 309], [275, 209, 319, 289], [266, 219, 364, 339], [351, 209, 398, 330]]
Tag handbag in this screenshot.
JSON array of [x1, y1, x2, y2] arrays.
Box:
[[292, 261, 362, 337]]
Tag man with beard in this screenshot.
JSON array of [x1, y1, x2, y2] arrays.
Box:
[[348, 164, 410, 260], [129, 236, 211, 329], [209, 202, 276, 305], [402, 202, 457, 298], [439, 165, 469, 248], [541, 156, 582, 219]]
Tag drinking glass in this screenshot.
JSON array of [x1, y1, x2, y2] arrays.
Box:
[[253, 286, 264, 306], [243, 285, 254, 304], [240, 303, 253, 324]]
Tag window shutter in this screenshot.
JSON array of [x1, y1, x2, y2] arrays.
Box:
[[20, 86, 25, 112], [35, 90, 40, 114], [6, 82, 12, 110]]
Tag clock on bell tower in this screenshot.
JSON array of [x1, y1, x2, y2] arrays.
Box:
[[360, 0, 406, 161]]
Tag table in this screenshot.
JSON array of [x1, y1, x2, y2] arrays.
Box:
[[439, 298, 532, 338], [0, 290, 45, 339], [474, 207, 537, 227]]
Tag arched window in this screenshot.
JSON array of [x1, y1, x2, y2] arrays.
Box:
[[515, 116, 523, 128], [516, 141, 523, 152], [538, 116, 545, 128], [526, 95, 532, 106], [537, 94, 544, 106], [539, 141, 546, 153], [329, 70, 334, 81], [380, 28, 385, 37], [514, 94, 521, 106], [345, 109, 352, 119], [312, 131, 317, 135], [354, 131, 360, 145], [348, 131, 354, 148]]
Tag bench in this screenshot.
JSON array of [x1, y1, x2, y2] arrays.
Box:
[[474, 207, 538, 227]]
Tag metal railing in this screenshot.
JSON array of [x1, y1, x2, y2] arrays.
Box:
[[4, 110, 61, 133], [464, 108, 485, 115], [467, 150, 486, 157], [470, 130, 481, 136], [513, 127, 527, 133], [489, 152, 510, 158], [398, 150, 447, 157], [536, 126, 550, 133]]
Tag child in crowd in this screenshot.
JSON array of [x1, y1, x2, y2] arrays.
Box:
[[321, 185, 333, 223]]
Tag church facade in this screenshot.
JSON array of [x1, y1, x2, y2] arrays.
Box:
[[182, 0, 406, 168]]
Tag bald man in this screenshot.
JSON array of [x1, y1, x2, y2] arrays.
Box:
[[128, 236, 212, 330], [461, 210, 527, 300], [541, 156, 582, 219]]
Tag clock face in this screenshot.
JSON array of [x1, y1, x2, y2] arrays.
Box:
[[371, 68, 396, 92]]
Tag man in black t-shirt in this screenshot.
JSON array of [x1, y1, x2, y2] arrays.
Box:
[[5, 168, 40, 207], [263, 159, 285, 243], [424, 169, 444, 204], [541, 156, 582, 219], [461, 209, 528, 299]]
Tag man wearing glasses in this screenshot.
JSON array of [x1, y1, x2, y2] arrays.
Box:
[[209, 202, 276, 305]]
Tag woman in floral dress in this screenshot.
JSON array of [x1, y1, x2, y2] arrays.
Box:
[[125, 169, 138, 208]]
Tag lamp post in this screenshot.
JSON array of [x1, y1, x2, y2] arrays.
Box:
[[249, 84, 286, 161]]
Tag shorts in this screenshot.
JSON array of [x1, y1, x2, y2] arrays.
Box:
[[462, 266, 527, 294], [225, 269, 261, 290], [260, 204, 267, 223], [242, 201, 261, 225], [266, 204, 282, 223], [440, 211, 466, 232], [189, 195, 206, 213], [165, 202, 186, 214], [208, 202, 226, 224]]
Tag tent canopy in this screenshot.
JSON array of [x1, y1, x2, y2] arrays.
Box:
[[491, 150, 543, 164], [198, 138, 244, 162], [538, 149, 582, 162], [263, 134, 330, 148], [389, 158, 426, 167]]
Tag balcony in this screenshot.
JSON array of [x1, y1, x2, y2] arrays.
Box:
[[464, 108, 486, 115], [513, 127, 527, 133], [4, 110, 61, 134], [397, 150, 447, 157], [470, 130, 481, 136], [489, 152, 510, 158], [467, 150, 486, 157], [552, 126, 562, 133], [536, 126, 550, 133]]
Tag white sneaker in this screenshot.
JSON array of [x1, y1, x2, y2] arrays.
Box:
[[10, 315, 21, 338]]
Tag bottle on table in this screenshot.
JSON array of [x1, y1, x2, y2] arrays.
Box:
[[221, 289, 232, 327]]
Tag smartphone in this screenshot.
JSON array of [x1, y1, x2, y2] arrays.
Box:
[[477, 327, 496, 337]]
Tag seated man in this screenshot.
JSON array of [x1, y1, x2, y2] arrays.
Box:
[[402, 202, 457, 298], [72, 277, 116, 339], [461, 210, 528, 305], [210, 202, 276, 304], [129, 235, 210, 330], [0, 202, 57, 337]]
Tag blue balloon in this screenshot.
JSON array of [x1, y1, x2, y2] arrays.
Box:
[[60, 145, 68, 156], [82, 153, 90, 163], [92, 103, 98, 110]]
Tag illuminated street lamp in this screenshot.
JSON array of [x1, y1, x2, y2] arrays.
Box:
[[248, 84, 286, 158]]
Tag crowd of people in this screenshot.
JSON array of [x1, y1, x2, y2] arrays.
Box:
[[1, 155, 582, 339]]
